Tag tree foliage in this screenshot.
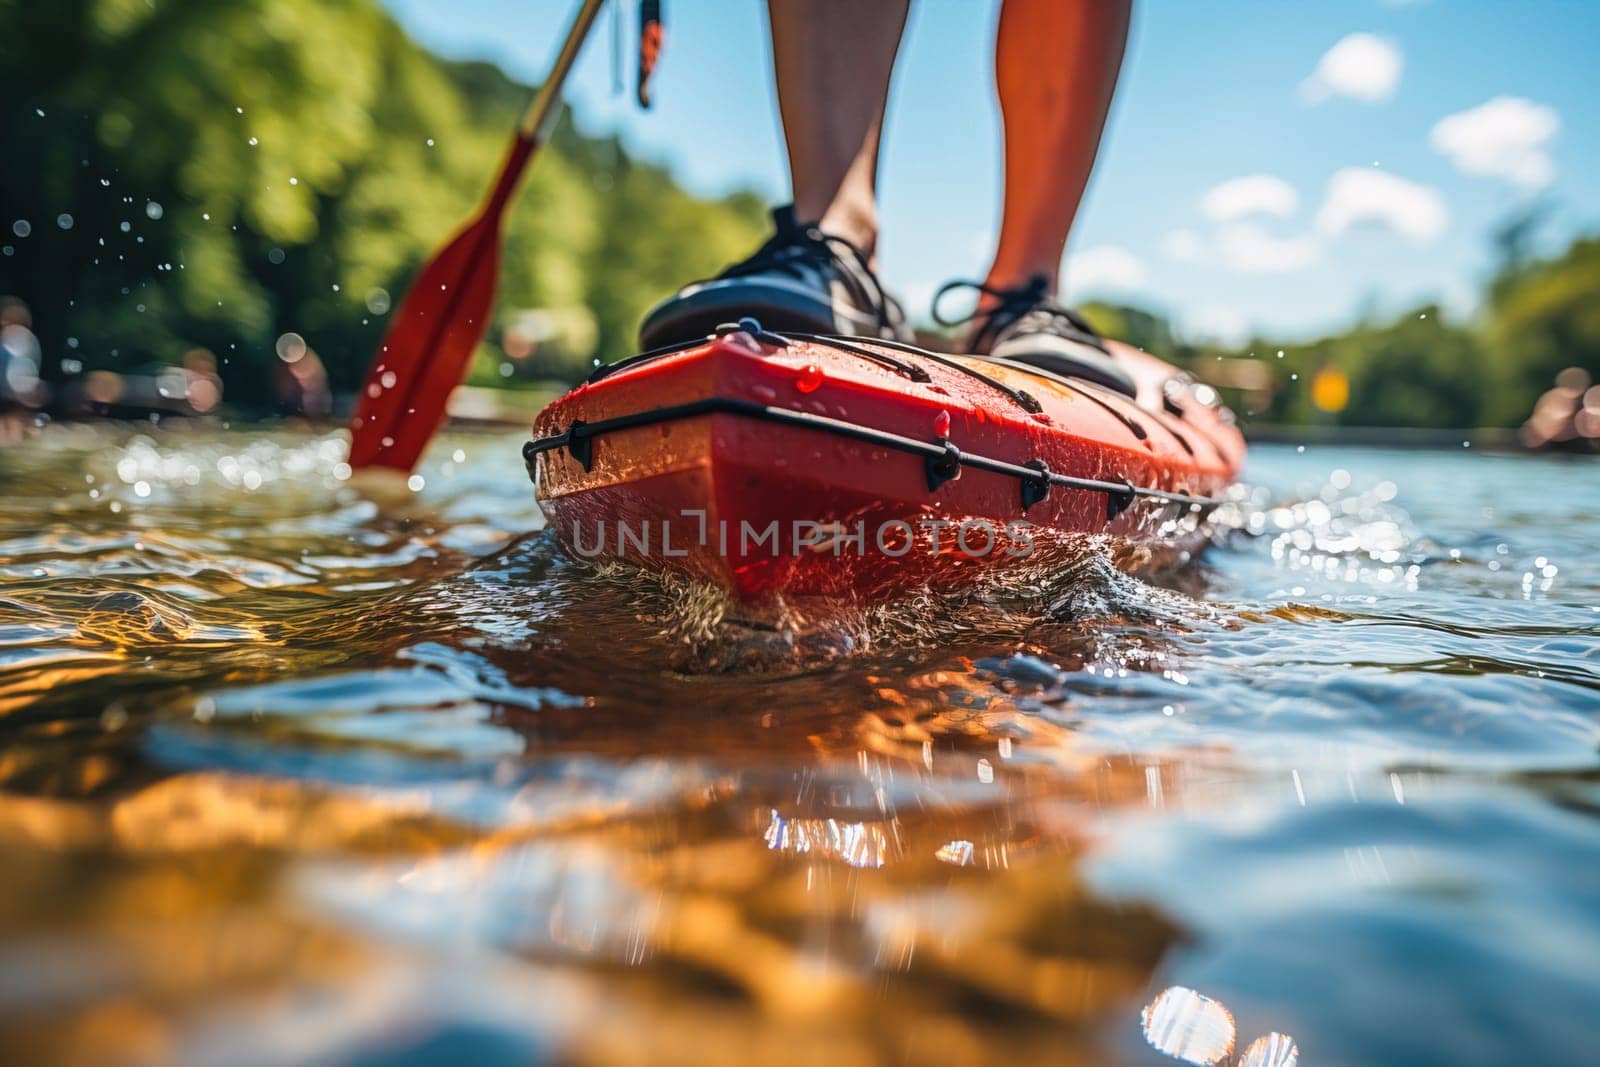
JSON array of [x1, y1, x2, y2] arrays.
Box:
[[0, 0, 764, 403], [1482, 237, 1600, 426]]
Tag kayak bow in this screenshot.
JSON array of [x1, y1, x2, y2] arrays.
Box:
[[528, 321, 1244, 601]]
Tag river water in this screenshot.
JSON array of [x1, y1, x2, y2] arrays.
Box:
[[0, 424, 1595, 1066]]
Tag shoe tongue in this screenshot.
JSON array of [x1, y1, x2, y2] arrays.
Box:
[[770, 203, 800, 235], [1011, 305, 1108, 352]]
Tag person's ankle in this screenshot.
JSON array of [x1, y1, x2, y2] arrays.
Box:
[[981, 268, 1058, 301], [817, 200, 880, 260]]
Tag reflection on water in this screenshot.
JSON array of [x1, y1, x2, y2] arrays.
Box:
[[1141, 986, 1235, 1065], [1238, 1031, 1300, 1067], [0, 424, 1597, 1065]]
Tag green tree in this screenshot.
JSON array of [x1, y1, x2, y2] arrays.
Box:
[[1483, 237, 1600, 426], [0, 0, 764, 407]]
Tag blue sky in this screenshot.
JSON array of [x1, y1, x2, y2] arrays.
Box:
[[381, 0, 1597, 343]]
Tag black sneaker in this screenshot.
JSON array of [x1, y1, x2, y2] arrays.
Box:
[[933, 275, 1139, 398], [638, 204, 912, 350]]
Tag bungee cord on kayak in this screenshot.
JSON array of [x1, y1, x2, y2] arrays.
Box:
[[524, 396, 1216, 511], [528, 314, 1240, 601]]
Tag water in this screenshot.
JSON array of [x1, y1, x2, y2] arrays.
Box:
[[0, 424, 1596, 1066]]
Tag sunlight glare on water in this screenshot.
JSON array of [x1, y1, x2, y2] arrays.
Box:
[[0, 424, 1596, 1065]]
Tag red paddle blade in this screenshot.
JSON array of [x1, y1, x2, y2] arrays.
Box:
[[349, 134, 535, 473]]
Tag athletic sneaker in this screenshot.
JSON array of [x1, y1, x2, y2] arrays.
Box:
[[934, 275, 1138, 398], [638, 204, 912, 350]]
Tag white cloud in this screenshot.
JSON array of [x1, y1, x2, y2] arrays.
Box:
[[1316, 168, 1448, 243], [1182, 305, 1251, 347], [1214, 222, 1320, 273], [1429, 96, 1559, 189], [1163, 228, 1203, 262], [1300, 33, 1403, 104], [1066, 245, 1148, 292], [1166, 223, 1320, 274], [1201, 175, 1300, 222]]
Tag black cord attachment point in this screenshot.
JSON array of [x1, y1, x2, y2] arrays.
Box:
[[1021, 458, 1051, 510], [925, 439, 962, 492], [714, 317, 789, 349], [1105, 478, 1137, 522], [566, 419, 594, 471]]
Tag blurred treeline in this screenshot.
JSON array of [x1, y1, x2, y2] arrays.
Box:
[[0, 0, 766, 403], [1084, 229, 1600, 431], [3, 1, 1595, 432]]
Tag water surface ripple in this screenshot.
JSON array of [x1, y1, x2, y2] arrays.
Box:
[[0, 425, 1596, 1065]]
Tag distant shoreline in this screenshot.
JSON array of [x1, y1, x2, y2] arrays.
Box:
[[1242, 423, 1526, 451]]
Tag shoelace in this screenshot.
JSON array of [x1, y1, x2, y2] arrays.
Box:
[[719, 207, 904, 333], [932, 275, 1105, 354]]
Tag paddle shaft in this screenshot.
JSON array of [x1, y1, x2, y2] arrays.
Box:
[[520, 0, 606, 143], [484, 0, 607, 215]]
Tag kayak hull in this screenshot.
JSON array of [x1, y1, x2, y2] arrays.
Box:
[[529, 328, 1244, 602]]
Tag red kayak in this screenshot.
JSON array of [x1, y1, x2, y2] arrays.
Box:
[[526, 321, 1244, 602]]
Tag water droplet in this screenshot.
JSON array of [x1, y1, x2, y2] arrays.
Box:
[[56, 213, 74, 230], [795, 364, 824, 394], [275, 332, 307, 364], [12, 219, 31, 238], [933, 409, 951, 437], [407, 475, 425, 492], [145, 201, 163, 220]]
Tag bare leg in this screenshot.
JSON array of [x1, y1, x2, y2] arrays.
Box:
[[984, 0, 1133, 295], [768, 0, 910, 256]]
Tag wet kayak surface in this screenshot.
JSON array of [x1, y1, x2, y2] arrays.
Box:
[[0, 423, 1596, 1066]]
